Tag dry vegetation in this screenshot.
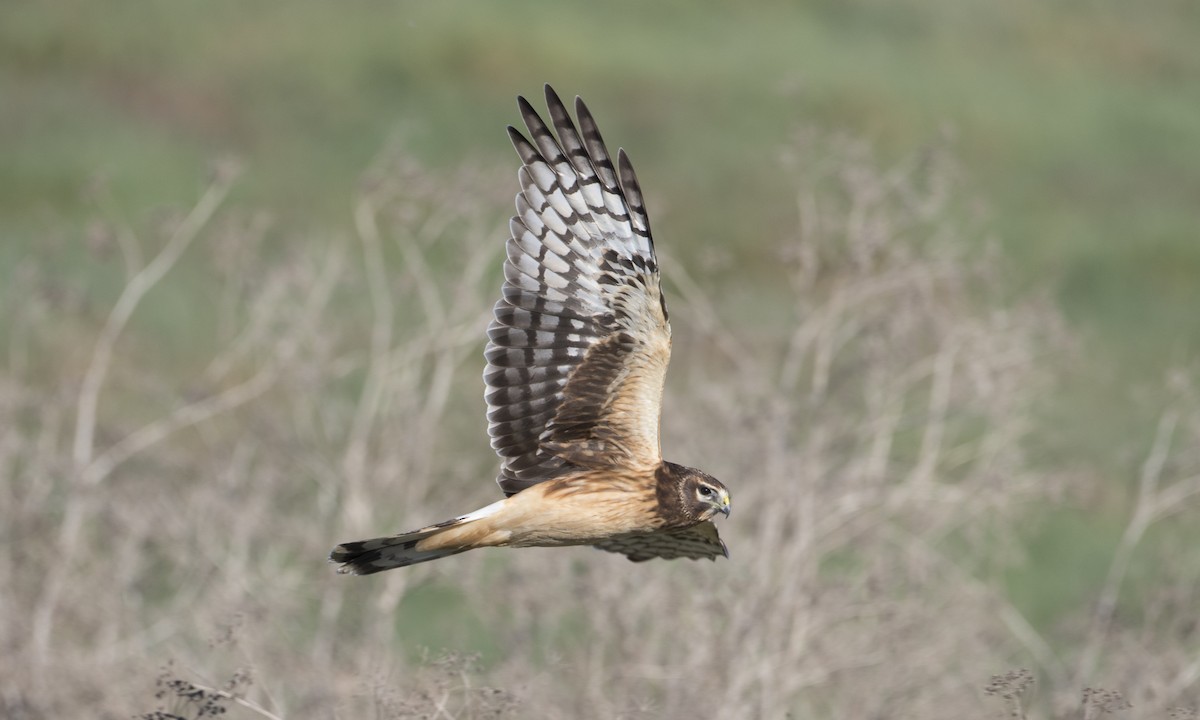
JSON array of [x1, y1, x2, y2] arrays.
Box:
[[3, 137, 1199, 719]]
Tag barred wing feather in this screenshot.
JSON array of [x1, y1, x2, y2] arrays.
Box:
[[485, 85, 671, 496], [592, 523, 729, 563]]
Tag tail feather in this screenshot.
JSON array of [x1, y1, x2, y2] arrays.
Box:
[[330, 527, 467, 575], [330, 500, 507, 575]]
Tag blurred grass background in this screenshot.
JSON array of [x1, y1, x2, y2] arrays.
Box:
[[4, 0, 1200, 713], [8, 0, 1199, 382]]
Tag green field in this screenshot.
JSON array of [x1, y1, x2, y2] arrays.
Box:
[[7, 1, 1199, 351], [4, 1, 1199, 717]]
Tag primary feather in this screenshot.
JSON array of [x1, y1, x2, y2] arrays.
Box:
[[485, 85, 671, 496]]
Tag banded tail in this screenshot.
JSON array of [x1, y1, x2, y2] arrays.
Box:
[[330, 500, 506, 575]]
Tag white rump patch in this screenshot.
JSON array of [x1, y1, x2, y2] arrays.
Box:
[[456, 499, 507, 523]]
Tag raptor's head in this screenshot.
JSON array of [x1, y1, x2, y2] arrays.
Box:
[[674, 466, 731, 522]]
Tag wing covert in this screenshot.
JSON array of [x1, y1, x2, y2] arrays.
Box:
[[485, 85, 671, 497], [592, 523, 729, 562]]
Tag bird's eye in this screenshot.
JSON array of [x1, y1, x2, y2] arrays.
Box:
[[698, 486, 713, 497]]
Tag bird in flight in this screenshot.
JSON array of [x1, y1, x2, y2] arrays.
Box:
[[330, 85, 731, 574]]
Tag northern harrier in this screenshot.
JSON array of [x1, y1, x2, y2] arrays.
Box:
[[330, 86, 730, 574]]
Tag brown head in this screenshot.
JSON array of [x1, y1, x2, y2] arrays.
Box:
[[656, 461, 731, 525]]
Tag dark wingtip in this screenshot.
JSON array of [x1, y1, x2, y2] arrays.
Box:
[[507, 125, 538, 162], [516, 94, 537, 117], [617, 148, 635, 181]]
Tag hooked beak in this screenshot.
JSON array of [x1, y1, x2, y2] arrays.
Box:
[[719, 490, 731, 517]]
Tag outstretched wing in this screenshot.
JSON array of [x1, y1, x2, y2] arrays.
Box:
[[485, 85, 671, 497], [592, 523, 728, 562]]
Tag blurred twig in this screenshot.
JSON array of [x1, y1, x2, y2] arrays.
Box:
[[178, 680, 285, 720], [312, 194, 397, 669], [1076, 408, 1177, 685], [72, 169, 238, 472], [34, 170, 239, 668]]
